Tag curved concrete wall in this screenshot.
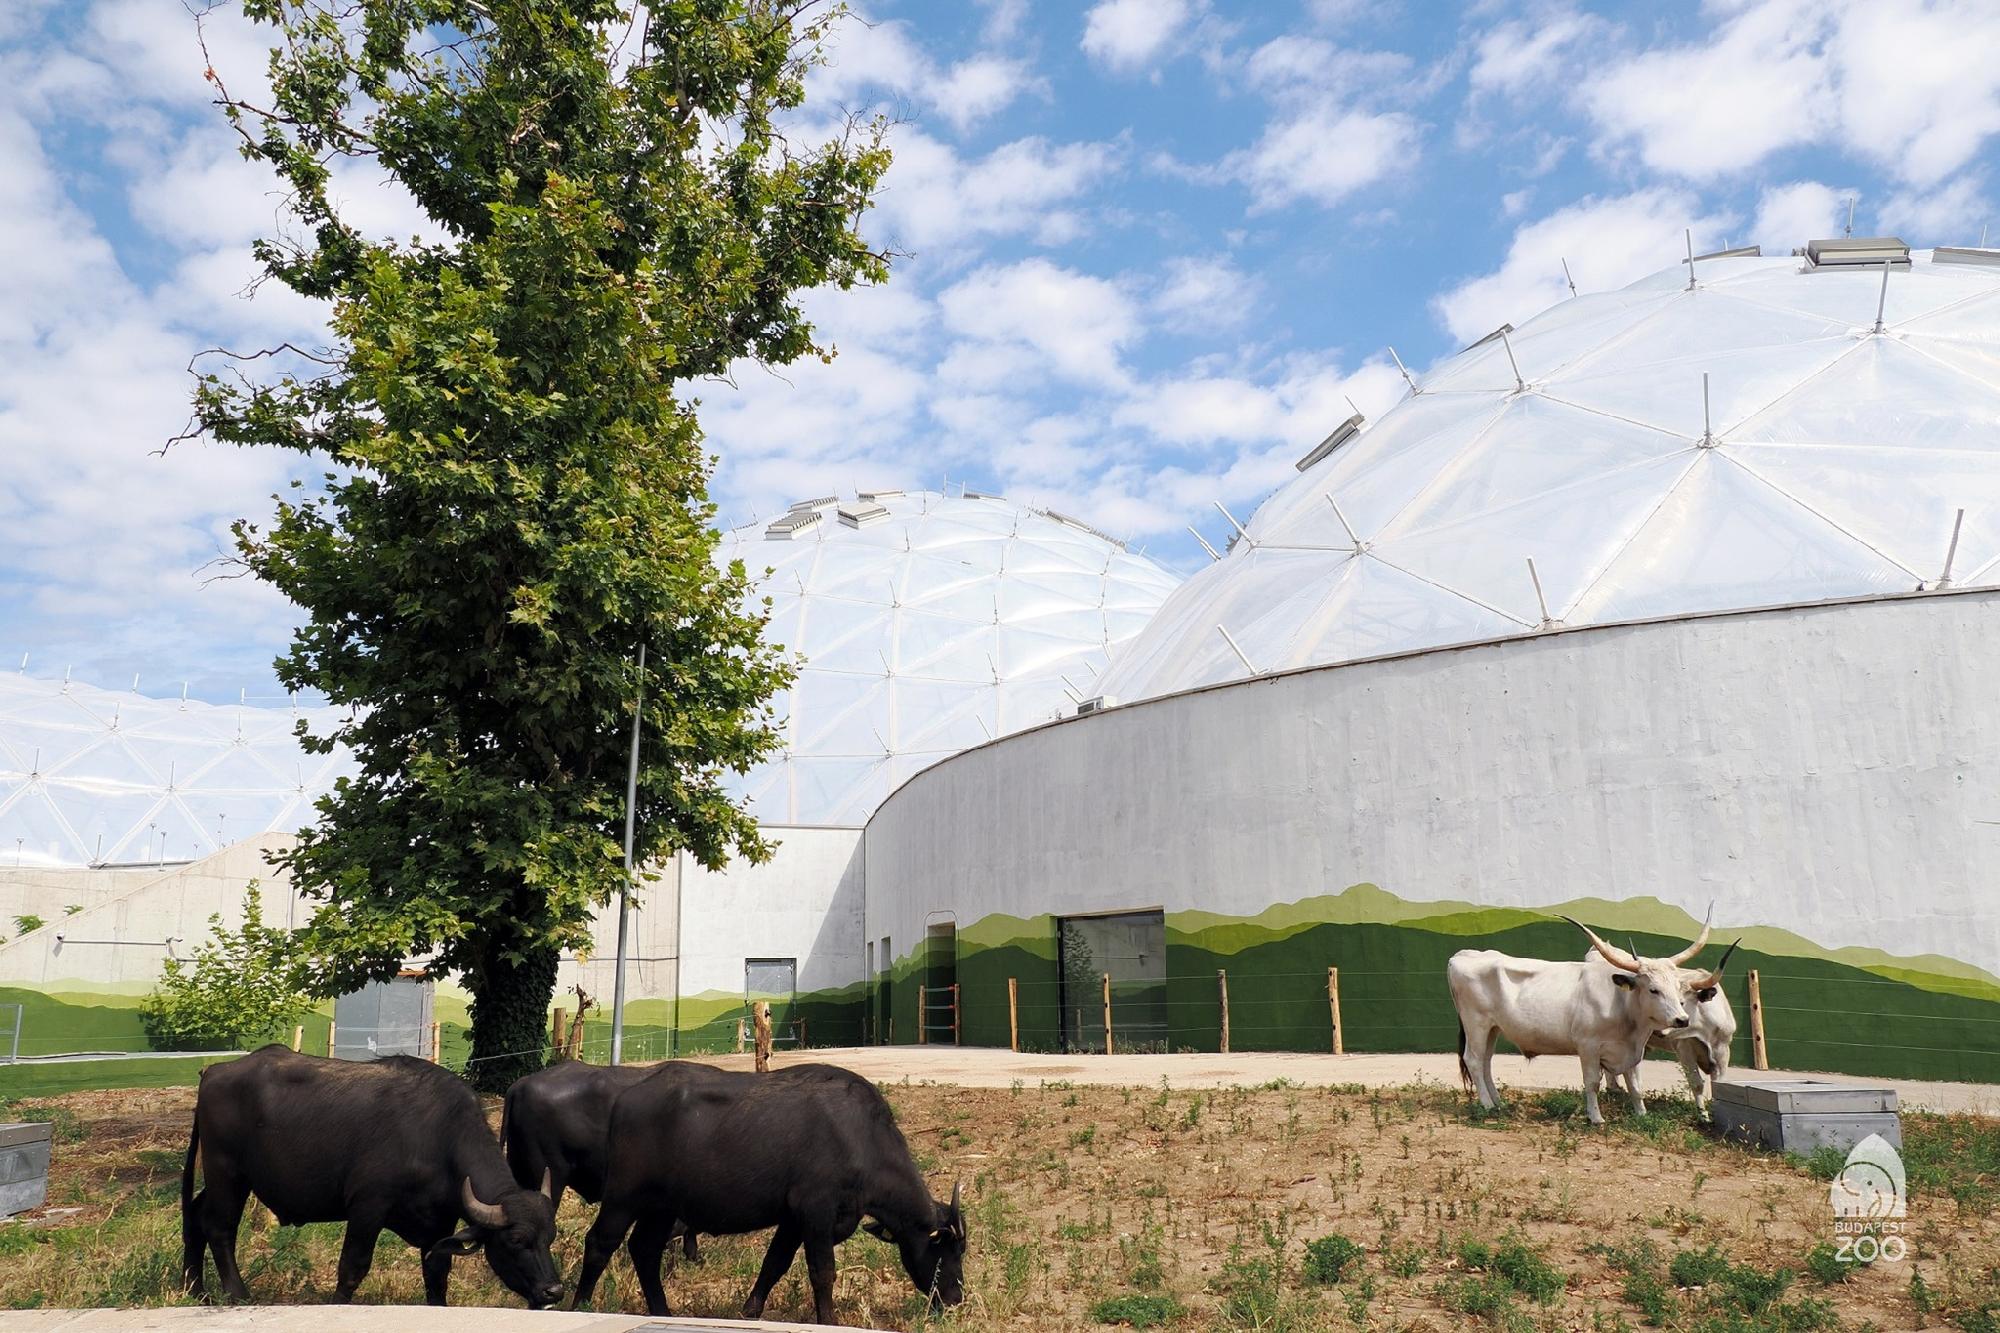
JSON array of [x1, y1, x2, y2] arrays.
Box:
[[863, 589, 2000, 1079]]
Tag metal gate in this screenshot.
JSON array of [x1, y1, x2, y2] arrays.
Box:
[[1058, 910, 1167, 1053], [745, 957, 798, 1047]]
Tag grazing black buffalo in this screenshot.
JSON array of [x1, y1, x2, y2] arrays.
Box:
[[502, 1059, 699, 1261], [571, 1061, 966, 1324], [181, 1045, 562, 1307]]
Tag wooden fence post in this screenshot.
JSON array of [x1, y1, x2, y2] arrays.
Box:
[[290, 1025, 303, 1053], [736, 1017, 747, 1053], [951, 984, 961, 1046], [1748, 969, 1769, 1071], [797, 1016, 807, 1050], [1102, 972, 1114, 1056], [1218, 969, 1231, 1055], [753, 1000, 773, 1073], [429, 1021, 442, 1063], [551, 1007, 568, 1060], [1007, 977, 1020, 1053], [326, 1020, 337, 1058], [1327, 967, 1344, 1055], [918, 985, 928, 1045]]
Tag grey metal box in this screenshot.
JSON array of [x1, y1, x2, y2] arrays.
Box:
[[0, 1121, 52, 1218], [1712, 1078, 1901, 1154]]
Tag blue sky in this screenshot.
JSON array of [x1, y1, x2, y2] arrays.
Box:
[[2, 0, 1996, 701]]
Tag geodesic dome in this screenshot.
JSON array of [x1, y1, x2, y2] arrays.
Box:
[[719, 490, 1181, 824], [0, 673, 358, 868], [1101, 244, 2000, 702]]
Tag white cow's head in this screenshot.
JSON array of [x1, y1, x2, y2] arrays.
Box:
[[1564, 916, 1716, 1033], [1681, 939, 1741, 1077]]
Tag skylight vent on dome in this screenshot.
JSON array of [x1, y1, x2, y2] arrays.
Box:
[[961, 488, 1003, 501], [1296, 413, 1365, 471], [837, 501, 890, 529], [1805, 237, 1910, 269], [764, 510, 821, 539], [1042, 510, 1128, 549], [1686, 245, 1761, 263], [1935, 247, 2000, 268], [858, 488, 905, 501], [788, 495, 836, 510]]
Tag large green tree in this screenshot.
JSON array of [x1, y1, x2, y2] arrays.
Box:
[[185, 0, 888, 1087]]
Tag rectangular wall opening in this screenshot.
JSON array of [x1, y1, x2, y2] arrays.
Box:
[[1057, 910, 1166, 1053], [924, 918, 958, 1045], [744, 957, 797, 1047]]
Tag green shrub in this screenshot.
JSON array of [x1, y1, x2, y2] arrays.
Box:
[[139, 884, 311, 1051], [1670, 1244, 1734, 1288], [12, 916, 44, 937], [1719, 1263, 1792, 1315], [1802, 1242, 1851, 1285], [1302, 1234, 1365, 1285], [1089, 1293, 1185, 1328]]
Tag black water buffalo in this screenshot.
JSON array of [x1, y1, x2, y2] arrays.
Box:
[[571, 1061, 966, 1324], [181, 1045, 562, 1307], [502, 1059, 700, 1261]]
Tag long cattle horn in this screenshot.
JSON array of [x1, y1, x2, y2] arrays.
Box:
[[1564, 916, 1639, 972], [539, 1168, 554, 1201], [1665, 905, 1715, 966], [462, 1177, 507, 1228], [1694, 939, 1742, 990]]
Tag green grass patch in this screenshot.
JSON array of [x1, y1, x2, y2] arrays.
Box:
[[1089, 1292, 1185, 1327], [1301, 1233, 1364, 1285]]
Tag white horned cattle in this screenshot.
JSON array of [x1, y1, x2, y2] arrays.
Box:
[[1591, 940, 1741, 1110], [1447, 917, 1719, 1124]]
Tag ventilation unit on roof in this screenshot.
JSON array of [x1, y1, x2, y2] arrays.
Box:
[[1804, 237, 1910, 269], [788, 495, 836, 511], [1935, 246, 2000, 268], [857, 488, 905, 501], [1464, 323, 1513, 351], [961, 488, 1002, 500], [1043, 510, 1128, 549], [1684, 244, 1761, 263], [765, 510, 822, 539], [1075, 694, 1118, 715], [1295, 413, 1364, 471], [838, 501, 890, 529]]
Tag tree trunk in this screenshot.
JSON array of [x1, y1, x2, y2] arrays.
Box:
[[465, 938, 559, 1092]]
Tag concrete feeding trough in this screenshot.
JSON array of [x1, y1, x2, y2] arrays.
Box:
[[1, 1121, 53, 1218], [1711, 1078, 1901, 1155]]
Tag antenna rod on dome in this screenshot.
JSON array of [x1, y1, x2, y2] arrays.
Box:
[[1700, 372, 1715, 447], [1211, 501, 1250, 545], [1216, 625, 1258, 675], [1526, 557, 1555, 628], [1872, 257, 1891, 335], [1562, 257, 1578, 297], [1938, 508, 1967, 588], [1499, 327, 1526, 392], [1846, 197, 1856, 237], [1387, 346, 1421, 395], [1187, 526, 1222, 562], [1324, 493, 1364, 552], [16, 653, 24, 673], [1685, 229, 1697, 291], [1345, 394, 1362, 419]]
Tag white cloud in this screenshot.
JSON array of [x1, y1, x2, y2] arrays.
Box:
[[1580, 0, 1833, 180], [1432, 189, 1737, 344], [1750, 181, 1847, 253], [933, 55, 1043, 133], [1877, 175, 1992, 243], [1081, 0, 1197, 74], [1501, 188, 1533, 218], [1830, 2, 2000, 189], [1469, 11, 1603, 98], [938, 259, 1138, 388], [808, 11, 1041, 135], [1152, 256, 1262, 332], [1225, 105, 1419, 212], [868, 131, 1120, 254]]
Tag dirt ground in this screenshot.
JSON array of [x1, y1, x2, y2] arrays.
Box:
[[4, 1073, 1997, 1331]]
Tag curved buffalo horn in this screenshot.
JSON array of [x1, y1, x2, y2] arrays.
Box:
[[539, 1168, 553, 1201], [948, 1180, 966, 1238], [1694, 938, 1742, 990], [1664, 904, 1715, 967], [462, 1177, 507, 1229], [1563, 916, 1639, 972]]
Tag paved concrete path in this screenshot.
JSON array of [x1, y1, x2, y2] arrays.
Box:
[[688, 1046, 2000, 1115], [0, 1309, 860, 1331]]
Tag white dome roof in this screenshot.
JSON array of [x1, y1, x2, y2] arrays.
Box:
[[0, 673, 359, 868], [720, 490, 1181, 824], [1102, 246, 2000, 701]]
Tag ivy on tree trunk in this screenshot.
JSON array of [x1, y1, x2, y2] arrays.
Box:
[[182, 0, 888, 1089]]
